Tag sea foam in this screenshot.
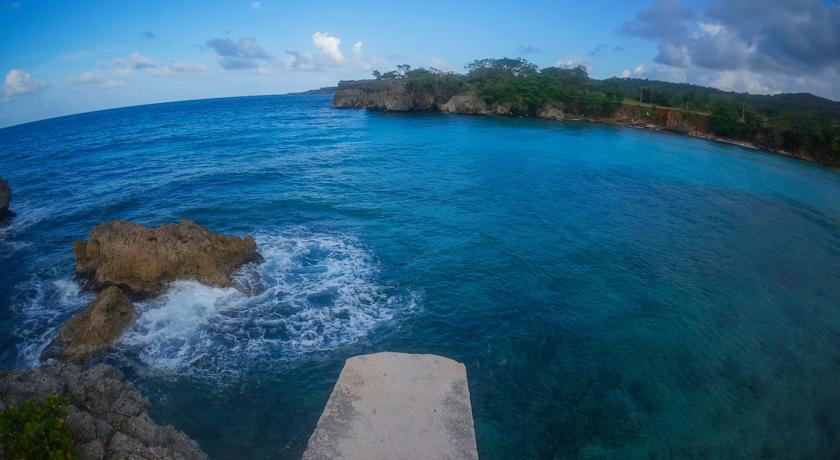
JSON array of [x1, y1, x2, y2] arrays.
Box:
[[115, 229, 416, 379]]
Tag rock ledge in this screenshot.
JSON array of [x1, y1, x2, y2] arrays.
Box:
[[0, 363, 207, 460]]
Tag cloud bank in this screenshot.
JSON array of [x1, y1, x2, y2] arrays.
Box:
[[621, 0, 840, 99], [3, 69, 48, 97], [205, 32, 375, 74]]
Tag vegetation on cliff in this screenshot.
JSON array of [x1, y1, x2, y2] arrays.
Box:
[[363, 57, 839, 166], [605, 78, 840, 165], [0, 395, 78, 460], [372, 58, 622, 117]]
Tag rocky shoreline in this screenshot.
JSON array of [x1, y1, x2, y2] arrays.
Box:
[[44, 219, 262, 364], [333, 80, 834, 168], [0, 219, 265, 458], [0, 363, 207, 459]]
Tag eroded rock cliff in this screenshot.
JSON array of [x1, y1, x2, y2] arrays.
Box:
[[334, 79, 459, 111], [73, 219, 262, 298], [45, 220, 262, 365], [0, 363, 207, 460]]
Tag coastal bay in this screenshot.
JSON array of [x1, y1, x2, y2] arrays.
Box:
[[1, 94, 839, 458]]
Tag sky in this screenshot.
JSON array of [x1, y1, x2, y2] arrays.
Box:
[[1, 0, 839, 127]]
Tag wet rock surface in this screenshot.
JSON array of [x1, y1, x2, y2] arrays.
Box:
[[0, 177, 13, 223], [74, 219, 262, 298], [0, 363, 207, 460], [43, 286, 135, 364], [44, 220, 262, 365]]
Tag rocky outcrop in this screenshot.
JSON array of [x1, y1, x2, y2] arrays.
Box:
[[333, 79, 459, 111], [73, 219, 262, 298], [440, 94, 489, 115], [44, 220, 261, 365], [43, 286, 135, 364], [537, 106, 565, 120], [0, 363, 207, 460], [0, 177, 13, 223]]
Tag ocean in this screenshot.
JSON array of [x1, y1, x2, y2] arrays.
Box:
[[1, 94, 839, 459]]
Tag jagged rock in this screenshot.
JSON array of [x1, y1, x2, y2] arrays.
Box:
[[0, 177, 13, 223], [74, 219, 261, 298], [43, 286, 135, 364], [490, 103, 512, 116], [538, 106, 565, 120], [0, 363, 207, 460], [44, 220, 261, 365], [333, 79, 458, 111], [441, 94, 489, 115]]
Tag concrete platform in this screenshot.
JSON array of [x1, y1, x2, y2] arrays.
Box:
[[302, 352, 478, 460]]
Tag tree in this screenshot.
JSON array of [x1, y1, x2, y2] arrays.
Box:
[[396, 64, 411, 77], [710, 102, 741, 137]]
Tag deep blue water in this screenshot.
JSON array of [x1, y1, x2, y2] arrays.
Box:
[[1, 94, 839, 459]]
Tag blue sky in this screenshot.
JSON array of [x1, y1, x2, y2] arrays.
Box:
[[1, 0, 839, 127]]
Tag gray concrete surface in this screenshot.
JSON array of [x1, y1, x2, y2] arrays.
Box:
[[302, 352, 479, 460]]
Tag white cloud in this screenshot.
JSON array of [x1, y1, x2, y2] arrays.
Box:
[[312, 32, 344, 62], [67, 71, 99, 85], [620, 64, 647, 78], [65, 71, 127, 89], [206, 37, 271, 70], [251, 1, 261, 8], [698, 22, 722, 35], [101, 79, 126, 89], [3, 69, 48, 97], [131, 53, 157, 69]]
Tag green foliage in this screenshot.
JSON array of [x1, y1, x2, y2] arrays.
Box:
[[710, 103, 741, 137], [472, 62, 623, 116], [0, 395, 79, 460], [607, 77, 840, 165], [465, 57, 539, 82]]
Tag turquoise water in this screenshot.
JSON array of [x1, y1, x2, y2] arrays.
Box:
[[1, 94, 839, 459]]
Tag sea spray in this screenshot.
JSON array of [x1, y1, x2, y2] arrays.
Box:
[[13, 278, 94, 366], [115, 229, 417, 379]]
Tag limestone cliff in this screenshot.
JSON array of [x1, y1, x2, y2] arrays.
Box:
[[334, 79, 459, 111], [0, 363, 207, 460]]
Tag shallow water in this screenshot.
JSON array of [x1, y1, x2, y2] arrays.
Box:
[[1, 94, 839, 459]]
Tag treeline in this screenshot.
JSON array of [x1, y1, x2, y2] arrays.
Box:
[[371, 58, 624, 117], [605, 78, 840, 164], [369, 59, 840, 164]]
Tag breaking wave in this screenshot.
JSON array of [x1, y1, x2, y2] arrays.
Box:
[[12, 278, 94, 367], [114, 229, 417, 379]]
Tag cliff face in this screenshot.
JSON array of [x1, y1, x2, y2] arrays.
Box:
[[334, 79, 458, 111], [0, 363, 207, 460], [332, 80, 836, 166]]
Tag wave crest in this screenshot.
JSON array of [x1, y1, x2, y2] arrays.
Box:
[[115, 230, 416, 378]]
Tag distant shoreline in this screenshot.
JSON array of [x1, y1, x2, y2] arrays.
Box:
[[331, 79, 838, 169]]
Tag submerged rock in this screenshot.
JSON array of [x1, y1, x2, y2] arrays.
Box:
[[0, 363, 207, 460], [0, 177, 13, 223], [43, 286, 135, 364], [74, 219, 262, 298]]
